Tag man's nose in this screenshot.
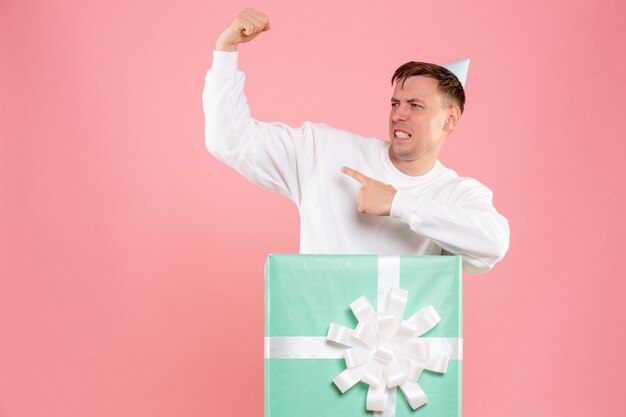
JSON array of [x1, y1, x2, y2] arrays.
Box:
[[392, 105, 408, 122]]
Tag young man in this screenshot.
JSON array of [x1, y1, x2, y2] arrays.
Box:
[[203, 9, 510, 274]]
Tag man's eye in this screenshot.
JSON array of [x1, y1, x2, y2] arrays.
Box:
[[411, 103, 421, 109], [391, 102, 399, 107]]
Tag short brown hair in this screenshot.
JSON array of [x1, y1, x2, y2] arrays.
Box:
[[391, 62, 465, 113]]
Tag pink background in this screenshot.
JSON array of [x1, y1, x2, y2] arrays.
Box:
[[1, 0, 625, 416]]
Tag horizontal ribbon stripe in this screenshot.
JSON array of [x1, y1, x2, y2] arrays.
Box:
[[264, 336, 462, 360], [265, 336, 344, 359]]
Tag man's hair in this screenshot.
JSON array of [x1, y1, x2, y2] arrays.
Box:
[[391, 62, 466, 113]]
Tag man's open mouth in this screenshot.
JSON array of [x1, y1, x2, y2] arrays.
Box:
[[394, 130, 412, 139]]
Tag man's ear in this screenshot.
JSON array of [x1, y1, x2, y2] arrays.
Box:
[[444, 106, 462, 133]]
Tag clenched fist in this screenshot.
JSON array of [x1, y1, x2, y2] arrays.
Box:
[[341, 166, 397, 216], [216, 8, 271, 52]]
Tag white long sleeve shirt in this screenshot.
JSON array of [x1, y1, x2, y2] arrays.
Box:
[[203, 51, 510, 274]]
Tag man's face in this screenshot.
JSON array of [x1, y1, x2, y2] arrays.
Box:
[[388, 76, 454, 165]]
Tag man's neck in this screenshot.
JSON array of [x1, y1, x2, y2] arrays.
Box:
[[388, 149, 437, 177]]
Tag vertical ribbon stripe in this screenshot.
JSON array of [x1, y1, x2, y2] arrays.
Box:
[[375, 256, 401, 417]]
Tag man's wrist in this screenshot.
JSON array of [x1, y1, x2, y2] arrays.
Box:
[[215, 33, 239, 52], [215, 42, 238, 52], [391, 190, 420, 225]]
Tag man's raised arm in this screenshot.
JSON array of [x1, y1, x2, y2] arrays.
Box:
[[203, 9, 319, 205]]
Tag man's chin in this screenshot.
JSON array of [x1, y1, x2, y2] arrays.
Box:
[[389, 144, 417, 162], [390, 139, 412, 151]]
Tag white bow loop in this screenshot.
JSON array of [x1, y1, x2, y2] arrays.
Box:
[[326, 287, 449, 412]]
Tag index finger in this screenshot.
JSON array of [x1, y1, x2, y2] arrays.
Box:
[[341, 166, 370, 184]]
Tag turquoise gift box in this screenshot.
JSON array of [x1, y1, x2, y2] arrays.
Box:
[[264, 254, 463, 417]]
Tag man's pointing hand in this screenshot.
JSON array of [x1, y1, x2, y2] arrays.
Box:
[[341, 167, 397, 216]]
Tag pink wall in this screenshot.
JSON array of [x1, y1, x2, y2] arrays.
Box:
[[2, 0, 625, 416]]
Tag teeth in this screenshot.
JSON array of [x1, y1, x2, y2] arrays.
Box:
[[394, 130, 411, 138]]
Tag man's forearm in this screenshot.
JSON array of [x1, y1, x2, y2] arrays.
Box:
[[391, 190, 510, 274]]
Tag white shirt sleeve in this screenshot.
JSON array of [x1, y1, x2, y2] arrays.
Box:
[[202, 50, 319, 206], [390, 180, 510, 274]]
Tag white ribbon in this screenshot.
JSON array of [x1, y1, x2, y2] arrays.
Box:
[[327, 288, 449, 412], [265, 337, 461, 360], [264, 256, 461, 416]]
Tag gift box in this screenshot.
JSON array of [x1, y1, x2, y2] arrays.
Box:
[[264, 254, 462, 417]]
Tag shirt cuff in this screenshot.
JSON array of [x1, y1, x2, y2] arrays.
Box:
[[390, 190, 421, 225], [211, 50, 239, 73]]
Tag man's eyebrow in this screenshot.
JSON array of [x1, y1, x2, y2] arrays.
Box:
[[391, 97, 426, 104]]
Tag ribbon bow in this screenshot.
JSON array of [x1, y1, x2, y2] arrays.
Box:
[[326, 287, 449, 412]]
